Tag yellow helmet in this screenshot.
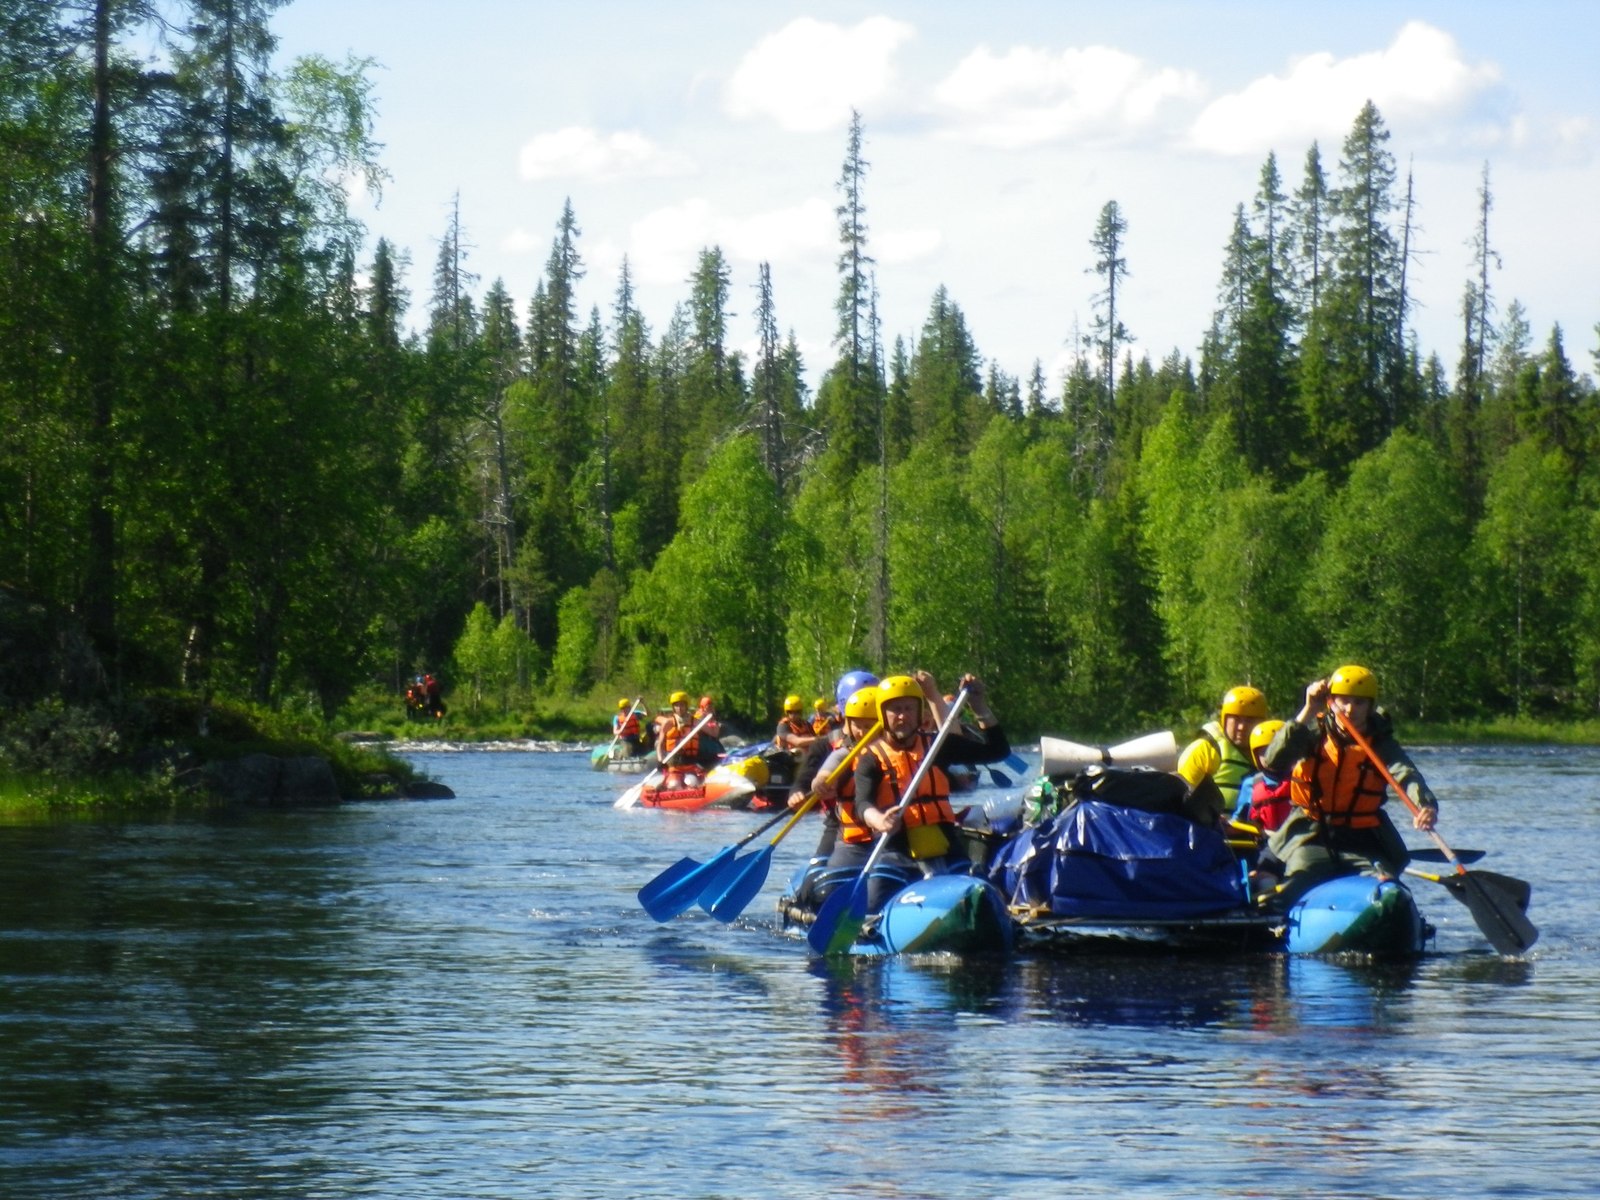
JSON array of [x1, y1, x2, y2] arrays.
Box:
[[875, 675, 923, 711], [1328, 665, 1378, 699], [843, 687, 878, 721], [669, 690, 690, 705], [813, 697, 828, 712], [1220, 686, 1268, 719], [616, 698, 632, 711], [1248, 719, 1285, 768], [782, 693, 803, 712]]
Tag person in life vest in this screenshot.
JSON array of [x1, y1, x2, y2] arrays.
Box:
[[810, 697, 839, 737], [655, 691, 703, 789], [612, 699, 647, 757], [404, 677, 427, 721], [774, 694, 819, 752], [1231, 719, 1292, 832], [788, 670, 879, 820], [422, 672, 446, 720], [824, 671, 1010, 916], [1177, 685, 1268, 825], [691, 694, 725, 764], [1260, 665, 1439, 895], [785, 684, 885, 910]]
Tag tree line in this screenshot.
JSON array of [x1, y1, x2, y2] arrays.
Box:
[[3, 3, 1597, 739]]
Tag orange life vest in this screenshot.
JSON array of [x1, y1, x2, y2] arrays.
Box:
[[811, 712, 837, 736], [777, 715, 811, 743], [838, 733, 955, 845], [1289, 732, 1388, 829], [614, 711, 640, 739], [659, 718, 700, 764]]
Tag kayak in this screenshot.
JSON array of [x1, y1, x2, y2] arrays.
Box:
[[633, 765, 759, 811], [1012, 873, 1429, 958], [603, 754, 654, 774], [1282, 873, 1428, 957], [778, 863, 1013, 957]]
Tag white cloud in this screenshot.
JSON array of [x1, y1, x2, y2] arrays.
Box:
[[931, 43, 1204, 148], [501, 227, 544, 255], [518, 126, 693, 181], [723, 16, 915, 133], [720, 199, 834, 263], [1190, 21, 1502, 155], [625, 197, 835, 285], [877, 227, 943, 264]]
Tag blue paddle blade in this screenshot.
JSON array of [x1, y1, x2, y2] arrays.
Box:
[[704, 849, 774, 923], [807, 878, 868, 956], [637, 847, 734, 922]]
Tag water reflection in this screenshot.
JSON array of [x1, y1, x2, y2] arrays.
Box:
[[805, 950, 1422, 1038], [0, 817, 365, 1162]]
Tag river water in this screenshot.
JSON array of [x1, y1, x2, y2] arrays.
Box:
[[2, 742, 1597, 1198]]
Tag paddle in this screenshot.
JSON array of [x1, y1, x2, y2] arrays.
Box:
[[1405, 866, 1532, 911], [808, 686, 971, 956], [702, 720, 885, 923], [1223, 818, 1489, 865], [1334, 710, 1538, 955], [636, 805, 796, 922], [614, 710, 716, 810], [592, 698, 645, 769], [985, 752, 1029, 789], [1406, 846, 1487, 866]]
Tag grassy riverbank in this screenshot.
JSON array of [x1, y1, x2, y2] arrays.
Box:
[[0, 692, 422, 819]]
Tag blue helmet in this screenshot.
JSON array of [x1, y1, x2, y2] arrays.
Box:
[[834, 669, 879, 711]]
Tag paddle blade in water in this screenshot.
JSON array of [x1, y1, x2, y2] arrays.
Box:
[[703, 848, 774, 923], [590, 745, 609, 769], [1448, 871, 1539, 955], [637, 848, 735, 922], [807, 880, 868, 956], [614, 769, 660, 810]]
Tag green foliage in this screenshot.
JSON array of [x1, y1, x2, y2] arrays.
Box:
[[1305, 432, 1469, 717], [627, 435, 789, 720], [885, 443, 993, 676], [3, 27, 1599, 753], [551, 585, 599, 696], [1470, 439, 1580, 713]]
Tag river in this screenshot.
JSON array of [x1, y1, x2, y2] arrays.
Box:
[[2, 742, 1597, 1198]]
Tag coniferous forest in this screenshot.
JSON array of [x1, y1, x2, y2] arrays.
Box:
[[4, 2, 1599, 745]]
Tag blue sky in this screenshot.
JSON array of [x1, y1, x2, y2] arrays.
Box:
[[274, 2, 1600, 389]]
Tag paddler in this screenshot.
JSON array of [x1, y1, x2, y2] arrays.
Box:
[[1261, 665, 1439, 893], [1177, 685, 1269, 824], [826, 671, 1010, 915], [810, 697, 840, 737], [612, 698, 647, 757], [774, 693, 819, 752], [786, 682, 884, 909], [655, 691, 703, 789]]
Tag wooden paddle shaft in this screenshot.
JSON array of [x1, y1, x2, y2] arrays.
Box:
[[1333, 710, 1463, 875]]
